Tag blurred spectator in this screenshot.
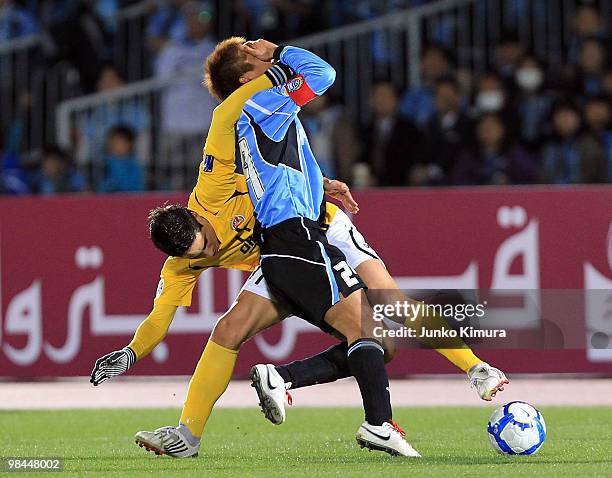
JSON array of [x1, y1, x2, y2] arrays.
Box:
[[95, 0, 120, 34], [99, 125, 145, 192], [414, 76, 472, 186], [602, 68, 612, 99], [76, 64, 151, 167], [155, 1, 216, 189], [359, 81, 418, 186], [300, 95, 360, 182], [513, 56, 551, 150], [494, 31, 525, 89], [39, 0, 109, 93], [31, 145, 85, 194], [568, 4, 608, 64], [399, 44, 452, 129], [0, 128, 30, 194], [237, 0, 324, 41], [473, 72, 509, 116], [146, 0, 192, 53], [542, 102, 607, 184], [582, 96, 612, 177], [576, 37, 608, 96], [452, 113, 537, 185], [0, 0, 37, 41]]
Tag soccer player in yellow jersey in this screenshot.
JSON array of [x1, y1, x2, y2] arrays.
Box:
[[90, 38, 508, 458]]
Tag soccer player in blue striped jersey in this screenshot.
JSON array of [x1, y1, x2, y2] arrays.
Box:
[[205, 37, 420, 456]]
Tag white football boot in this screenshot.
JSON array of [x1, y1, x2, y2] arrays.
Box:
[[134, 425, 199, 458], [468, 362, 509, 401], [356, 421, 421, 457], [250, 364, 291, 425]]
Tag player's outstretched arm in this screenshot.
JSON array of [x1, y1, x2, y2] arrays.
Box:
[[90, 303, 178, 385]]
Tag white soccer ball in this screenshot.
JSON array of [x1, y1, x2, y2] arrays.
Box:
[[487, 401, 546, 455]]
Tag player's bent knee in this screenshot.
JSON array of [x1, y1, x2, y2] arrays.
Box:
[[210, 315, 250, 350]]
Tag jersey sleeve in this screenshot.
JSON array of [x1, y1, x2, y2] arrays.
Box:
[[126, 302, 177, 359], [195, 73, 285, 210], [274, 46, 336, 106], [205, 74, 279, 162], [155, 258, 205, 307]]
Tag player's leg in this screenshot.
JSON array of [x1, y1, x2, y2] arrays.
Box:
[[258, 218, 419, 456], [355, 258, 508, 400], [326, 209, 507, 398], [135, 288, 287, 457], [274, 333, 395, 390], [322, 286, 420, 457], [263, 210, 506, 405]]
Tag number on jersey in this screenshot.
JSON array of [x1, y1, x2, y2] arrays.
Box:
[[238, 137, 265, 200]]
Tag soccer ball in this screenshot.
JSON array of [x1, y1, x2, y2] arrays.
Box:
[[487, 401, 546, 455]]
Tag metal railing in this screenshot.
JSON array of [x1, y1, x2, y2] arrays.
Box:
[[54, 0, 612, 189]]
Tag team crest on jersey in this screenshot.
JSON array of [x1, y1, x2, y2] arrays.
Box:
[[155, 278, 164, 298], [286, 75, 304, 93], [231, 215, 245, 230], [202, 154, 214, 172]]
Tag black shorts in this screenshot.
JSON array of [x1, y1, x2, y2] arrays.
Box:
[[258, 217, 366, 332]]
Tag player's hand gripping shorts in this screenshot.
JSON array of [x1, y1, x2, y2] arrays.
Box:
[[243, 209, 384, 332]]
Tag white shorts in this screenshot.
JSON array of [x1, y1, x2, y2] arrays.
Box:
[[242, 209, 383, 301]]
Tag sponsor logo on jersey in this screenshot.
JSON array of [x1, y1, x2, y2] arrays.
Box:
[[202, 154, 214, 172], [231, 215, 246, 231], [286, 75, 304, 93]]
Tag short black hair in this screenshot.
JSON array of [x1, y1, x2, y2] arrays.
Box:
[[435, 75, 460, 92], [148, 204, 201, 257], [42, 144, 71, 163], [107, 124, 136, 143]]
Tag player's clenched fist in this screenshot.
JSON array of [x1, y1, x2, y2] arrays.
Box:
[[90, 347, 136, 386]]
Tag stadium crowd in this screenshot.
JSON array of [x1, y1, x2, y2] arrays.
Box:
[[0, 0, 611, 193]]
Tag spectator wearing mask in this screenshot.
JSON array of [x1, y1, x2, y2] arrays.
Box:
[[155, 1, 216, 190], [453, 113, 537, 185], [399, 44, 453, 129], [542, 101, 607, 184], [473, 72, 509, 115], [0, 0, 37, 41], [473, 72, 518, 132], [31, 145, 85, 194], [360, 81, 419, 186], [513, 56, 551, 150], [99, 125, 145, 192], [416, 76, 472, 186]]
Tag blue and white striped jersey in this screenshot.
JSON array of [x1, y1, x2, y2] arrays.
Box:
[[235, 46, 336, 228]]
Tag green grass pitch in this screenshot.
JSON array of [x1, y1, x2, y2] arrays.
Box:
[[3, 406, 612, 477]]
